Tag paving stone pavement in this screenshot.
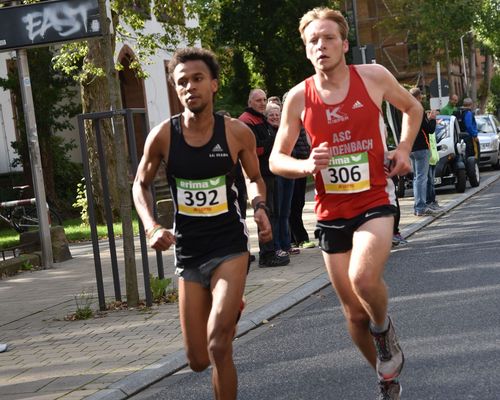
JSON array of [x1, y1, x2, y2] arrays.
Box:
[[1, 171, 498, 400]]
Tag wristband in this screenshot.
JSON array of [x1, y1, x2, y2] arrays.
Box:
[[146, 224, 163, 240], [253, 201, 269, 214]]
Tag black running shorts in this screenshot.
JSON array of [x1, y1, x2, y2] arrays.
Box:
[[315, 205, 397, 254]]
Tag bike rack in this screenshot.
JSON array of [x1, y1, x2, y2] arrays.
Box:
[[77, 108, 164, 311]]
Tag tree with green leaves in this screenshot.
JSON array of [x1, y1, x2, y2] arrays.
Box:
[[378, 0, 499, 111], [205, 0, 341, 109], [0, 47, 81, 211]]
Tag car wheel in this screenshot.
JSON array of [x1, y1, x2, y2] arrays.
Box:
[[466, 156, 480, 187], [455, 168, 466, 193]]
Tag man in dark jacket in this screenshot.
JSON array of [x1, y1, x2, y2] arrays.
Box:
[[409, 88, 439, 217], [239, 89, 289, 267]]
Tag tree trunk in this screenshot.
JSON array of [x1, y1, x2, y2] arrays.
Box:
[[99, 0, 139, 307], [468, 33, 477, 103], [80, 38, 120, 223], [39, 137, 56, 205], [478, 53, 492, 113]]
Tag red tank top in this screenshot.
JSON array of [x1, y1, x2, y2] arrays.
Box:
[[303, 65, 395, 221]]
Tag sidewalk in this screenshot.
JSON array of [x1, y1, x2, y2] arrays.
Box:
[[1, 171, 499, 400]]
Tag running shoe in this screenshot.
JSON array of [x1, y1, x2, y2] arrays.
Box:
[[0, 343, 8, 353], [392, 233, 408, 247], [377, 380, 402, 400], [370, 317, 405, 382], [299, 241, 316, 249]]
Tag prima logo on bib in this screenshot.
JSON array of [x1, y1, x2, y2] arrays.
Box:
[[326, 106, 349, 124]]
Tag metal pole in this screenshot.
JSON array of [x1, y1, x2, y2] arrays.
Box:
[[77, 115, 106, 311], [125, 110, 152, 307], [352, 0, 360, 48], [94, 120, 121, 302], [436, 61, 443, 108], [360, 46, 367, 64], [460, 34, 468, 96], [16, 48, 53, 268]]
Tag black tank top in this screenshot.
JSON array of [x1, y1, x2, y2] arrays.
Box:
[[167, 113, 249, 268]]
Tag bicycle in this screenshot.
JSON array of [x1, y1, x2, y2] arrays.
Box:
[[0, 185, 62, 233]]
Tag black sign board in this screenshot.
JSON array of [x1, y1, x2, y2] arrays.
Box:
[[352, 45, 376, 64], [0, 0, 101, 51], [429, 77, 450, 97]]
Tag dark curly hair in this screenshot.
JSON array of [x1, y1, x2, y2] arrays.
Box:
[[167, 47, 220, 84]]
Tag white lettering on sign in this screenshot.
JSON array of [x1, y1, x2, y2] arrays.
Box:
[[22, 2, 97, 42]]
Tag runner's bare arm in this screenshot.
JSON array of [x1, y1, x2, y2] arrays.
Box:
[[132, 121, 176, 250], [358, 64, 423, 177], [228, 118, 272, 243], [270, 84, 330, 178]]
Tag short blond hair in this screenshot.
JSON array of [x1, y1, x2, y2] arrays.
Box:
[[299, 7, 349, 43]]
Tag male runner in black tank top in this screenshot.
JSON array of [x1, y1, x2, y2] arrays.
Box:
[[133, 48, 272, 400]]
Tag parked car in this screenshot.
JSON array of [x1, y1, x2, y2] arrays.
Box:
[[476, 114, 500, 169], [385, 104, 479, 197], [433, 114, 480, 192]]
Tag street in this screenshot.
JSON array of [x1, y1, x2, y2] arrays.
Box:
[[131, 177, 500, 400]]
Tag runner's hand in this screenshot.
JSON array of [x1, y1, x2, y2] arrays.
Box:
[[148, 227, 176, 251], [254, 209, 273, 243], [305, 141, 330, 174], [386, 148, 411, 178]]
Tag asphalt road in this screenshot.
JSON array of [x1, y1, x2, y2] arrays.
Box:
[[132, 178, 500, 400]]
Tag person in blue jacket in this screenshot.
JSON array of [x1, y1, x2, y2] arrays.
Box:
[[461, 98, 480, 159]]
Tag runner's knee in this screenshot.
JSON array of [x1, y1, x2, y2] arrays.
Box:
[[186, 350, 210, 372], [207, 328, 233, 364], [349, 271, 381, 299]]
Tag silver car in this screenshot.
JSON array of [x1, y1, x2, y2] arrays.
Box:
[[476, 114, 500, 169]]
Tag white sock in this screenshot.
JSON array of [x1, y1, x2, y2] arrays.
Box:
[[370, 316, 390, 333]]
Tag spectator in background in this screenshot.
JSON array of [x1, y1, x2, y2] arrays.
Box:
[[267, 96, 282, 109], [391, 175, 408, 247], [266, 102, 299, 257], [289, 124, 316, 249], [217, 110, 248, 219], [409, 87, 439, 217], [426, 112, 443, 211], [462, 97, 480, 160], [239, 89, 290, 267], [440, 94, 459, 116]]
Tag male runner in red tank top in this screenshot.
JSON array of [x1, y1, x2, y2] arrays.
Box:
[[270, 7, 423, 400]]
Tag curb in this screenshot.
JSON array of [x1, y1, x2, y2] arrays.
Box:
[[85, 172, 500, 400]]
